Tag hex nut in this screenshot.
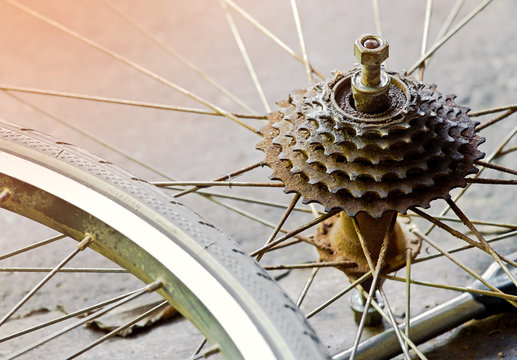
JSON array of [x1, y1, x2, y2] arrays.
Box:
[[354, 34, 389, 66]]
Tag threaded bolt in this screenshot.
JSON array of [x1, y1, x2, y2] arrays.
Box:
[[351, 34, 390, 113]]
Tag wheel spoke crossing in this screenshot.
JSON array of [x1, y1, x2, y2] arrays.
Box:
[[3, 281, 163, 360], [220, 0, 271, 113], [0, 234, 66, 261], [0, 85, 265, 119], [5, 0, 260, 135], [0, 235, 93, 327], [406, 0, 494, 75]]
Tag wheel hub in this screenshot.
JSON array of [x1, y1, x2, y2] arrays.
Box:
[[257, 34, 485, 277]]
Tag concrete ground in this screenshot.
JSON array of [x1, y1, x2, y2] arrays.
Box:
[[0, 0, 516, 359]]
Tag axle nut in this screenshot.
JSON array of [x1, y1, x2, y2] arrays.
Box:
[[354, 34, 389, 66]]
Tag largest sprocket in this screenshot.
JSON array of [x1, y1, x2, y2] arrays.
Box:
[[257, 70, 485, 218]]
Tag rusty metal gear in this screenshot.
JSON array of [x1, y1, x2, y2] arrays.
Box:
[[257, 70, 485, 218]]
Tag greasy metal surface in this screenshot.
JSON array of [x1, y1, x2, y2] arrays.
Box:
[[352, 34, 390, 113], [350, 290, 385, 326], [314, 213, 420, 277], [257, 71, 486, 218]]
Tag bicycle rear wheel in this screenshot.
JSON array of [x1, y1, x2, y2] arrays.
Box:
[[0, 120, 329, 359]]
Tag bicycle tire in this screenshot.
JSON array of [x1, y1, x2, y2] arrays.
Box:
[[0, 119, 330, 360]]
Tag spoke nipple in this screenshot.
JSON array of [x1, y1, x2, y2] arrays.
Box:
[[146, 280, 164, 292], [77, 234, 93, 250], [0, 188, 12, 204]]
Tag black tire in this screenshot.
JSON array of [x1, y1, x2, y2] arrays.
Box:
[[0, 120, 330, 360]]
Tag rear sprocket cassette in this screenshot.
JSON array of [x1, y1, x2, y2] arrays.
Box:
[[257, 71, 485, 218]]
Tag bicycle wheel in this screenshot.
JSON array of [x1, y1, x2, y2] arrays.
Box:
[[0, 0, 516, 359], [0, 120, 328, 359]]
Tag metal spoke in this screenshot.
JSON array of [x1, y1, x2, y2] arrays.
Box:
[[0, 234, 66, 261], [410, 212, 517, 230], [220, 0, 270, 113], [413, 229, 517, 308], [265, 238, 304, 252], [371, 0, 383, 36], [0, 267, 127, 273], [306, 271, 372, 319], [350, 282, 380, 360], [384, 275, 517, 302], [172, 162, 264, 198], [446, 199, 517, 287], [290, 0, 313, 84], [350, 217, 372, 270], [102, 0, 256, 114], [497, 145, 517, 158], [193, 193, 312, 245], [411, 207, 483, 250], [348, 287, 428, 360], [221, 0, 324, 79], [264, 260, 355, 271], [3, 281, 162, 360], [414, 229, 517, 263], [350, 212, 397, 271], [378, 287, 411, 360], [423, 0, 464, 69], [406, 0, 494, 75], [435, 0, 465, 41], [0, 288, 144, 342], [424, 124, 517, 235], [250, 210, 339, 257], [154, 180, 283, 188], [0, 85, 265, 119], [349, 214, 396, 360], [4, 91, 174, 181], [0, 188, 11, 203], [469, 104, 517, 117], [256, 194, 300, 261], [66, 300, 169, 359], [475, 160, 517, 176], [191, 338, 208, 357], [0, 235, 92, 327], [5, 0, 259, 135], [191, 344, 221, 360], [466, 178, 517, 185], [4, 96, 283, 239], [405, 249, 411, 340], [417, 0, 433, 81], [350, 214, 416, 356], [166, 186, 314, 213], [296, 267, 319, 307], [475, 109, 516, 131]]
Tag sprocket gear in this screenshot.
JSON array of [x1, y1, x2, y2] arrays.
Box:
[[257, 70, 485, 218]]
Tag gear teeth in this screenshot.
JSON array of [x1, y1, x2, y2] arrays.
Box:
[[398, 184, 412, 194], [290, 165, 303, 174], [259, 71, 485, 217], [376, 188, 389, 198], [278, 151, 290, 162], [306, 155, 319, 165], [308, 177, 320, 185], [350, 188, 364, 197], [291, 143, 306, 152], [416, 176, 435, 187]]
